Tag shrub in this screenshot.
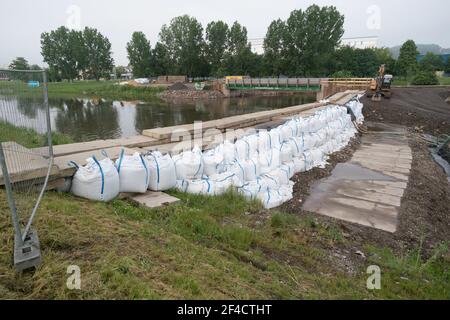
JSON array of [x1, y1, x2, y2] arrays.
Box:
[[331, 70, 353, 78], [411, 71, 439, 85]]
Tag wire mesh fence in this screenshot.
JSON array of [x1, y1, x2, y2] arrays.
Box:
[[0, 69, 53, 269]]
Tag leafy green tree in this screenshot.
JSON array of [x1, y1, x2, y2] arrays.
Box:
[[331, 70, 354, 78], [83, 27, 114, 80], [9, 57, 30, 70], [152, 42, 172, 76], [30, 64, 42, 71], [223, 21, 256, 75], [411, 71, 439, 85], [159, 15, 207, 76], [420, 52, 444, 72], [127, 32, 153, 78], [41, 26, 85, 81], [263, 19, 287, 76], [205, 21, 229, 76], [445, 58, 450, 73], [264, 5, 344, 76], [397, 40, 419, 76], [373, 47, 396, 74]]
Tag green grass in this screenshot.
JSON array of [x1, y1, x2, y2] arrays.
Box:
[[0, 189, 448, 299], [0, 121, 73, 148], [47, 80, 165, 101]]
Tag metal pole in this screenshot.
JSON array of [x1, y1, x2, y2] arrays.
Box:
[[43, 71, 53, 158], [0, 143, 23, 246], [22, 70, 53, 241]]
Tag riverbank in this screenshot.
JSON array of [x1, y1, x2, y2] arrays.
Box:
[[48, 80, 165, 102], [1, 141, 448, 299], [0, 121, 73, 148]]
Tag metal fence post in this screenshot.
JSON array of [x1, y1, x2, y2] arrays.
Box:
[[0, 144, 23, 246]]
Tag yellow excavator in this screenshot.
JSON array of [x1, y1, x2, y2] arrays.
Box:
[[367, 64, 393, 101]]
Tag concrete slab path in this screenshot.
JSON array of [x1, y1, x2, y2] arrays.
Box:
[[302, 123, 411, 232]]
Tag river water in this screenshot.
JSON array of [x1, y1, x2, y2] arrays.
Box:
[[0, 94, 316, 142]]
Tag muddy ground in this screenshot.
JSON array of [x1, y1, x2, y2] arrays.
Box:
[[281, 88, 450, 260], [361, 87, 450, 136]]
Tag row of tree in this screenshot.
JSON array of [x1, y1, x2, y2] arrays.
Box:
[[34, 5, 448, 81], [40, 26, 114, 81], [126, 15, 259, 78]]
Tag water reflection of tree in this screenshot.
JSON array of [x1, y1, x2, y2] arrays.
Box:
[[54, 98, 121, 141]]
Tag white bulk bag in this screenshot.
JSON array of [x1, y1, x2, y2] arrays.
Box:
[[301, 133, 315, 151], [71, 156, 119, 202], [257, 189, 284, 209], [238, 176, 277, 200], [203, 148, 224, 176], [236, 157, 260, 182], [265, 167, 290, 186], [210, 172, 237, 195], [279, 181, 294, 202], [184, 179, 215, 195], [222, 162, 244, 185], [281, 162, 295, 179], [287, 137, 302, 157], [257, 130, 271, 153], [269, 128, 282, 149], [310, 148, 325, 167], [235, 139, 249, 161], [279, 142, 293, 164], [173, 146, 204, 180], [115, 150, 150, 193], [221, 140, 236, 164], [269, 147, 282, 170], [293, 154, 308, 173], [146, 151, 177, 191], [245, 134, 259, 158], [238, 181, 262, 200], [280, 124, 293, 143]]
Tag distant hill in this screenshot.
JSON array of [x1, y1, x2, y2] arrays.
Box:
[[390, 44, 450, 58]]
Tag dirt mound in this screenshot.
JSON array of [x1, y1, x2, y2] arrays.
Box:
[[361, 87, 450, 136], [169, 82, 188, 90], [157, 89, 224, 100]]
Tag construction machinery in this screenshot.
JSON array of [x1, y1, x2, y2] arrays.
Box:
[[367, 64, 393, 101]]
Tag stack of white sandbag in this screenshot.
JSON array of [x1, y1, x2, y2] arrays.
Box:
[[174, 103, 361, 209], [69, 102, 363, 207]]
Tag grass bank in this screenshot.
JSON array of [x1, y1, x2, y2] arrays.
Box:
[[47, 80, 165, 101], [0, 121, 73, 148], [0, 189, 448, 299]]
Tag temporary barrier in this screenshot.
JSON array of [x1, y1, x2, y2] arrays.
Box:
[[183, 178, 215, 195], [257, 189, 285, 209], [173, 146, 204, 180], [236, 157, 260, 182], [116, 150, 150, 193], [203, 148, 225, 176], [210, 172, 237, 195], [146, 151, 177, 191], [71, 156, 120, 202], [66, 101, 363, 210]]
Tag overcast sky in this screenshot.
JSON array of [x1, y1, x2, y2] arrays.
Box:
[[1, 0, 449, 67]]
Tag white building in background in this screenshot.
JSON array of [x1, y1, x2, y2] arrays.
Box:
[[249, 36, 378, 55], [249, 38, 265, 55], [340, 36, 378, 49]]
